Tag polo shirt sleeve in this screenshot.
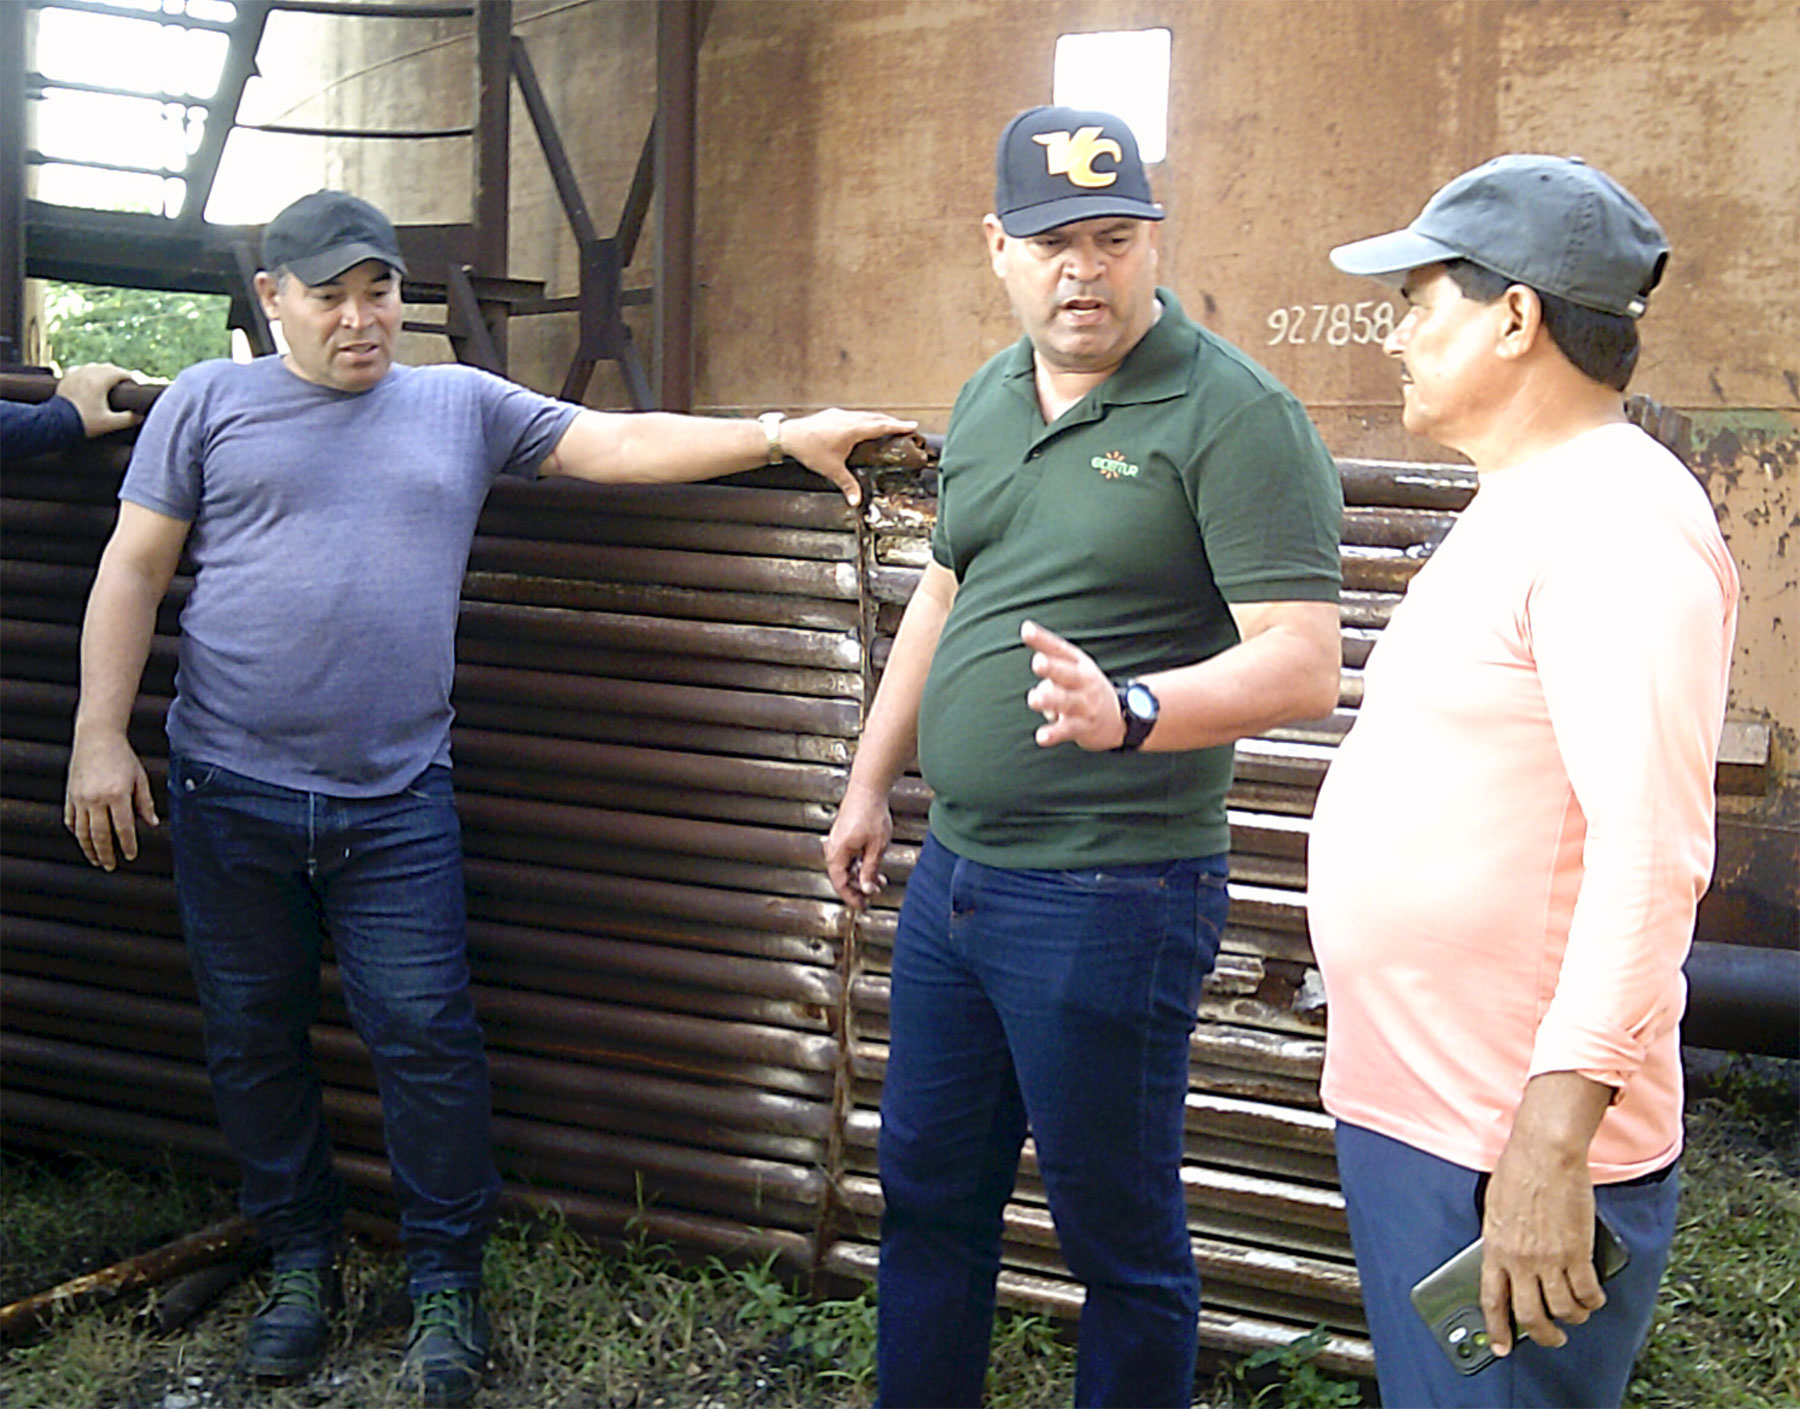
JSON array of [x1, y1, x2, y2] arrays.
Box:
[[930, 508, 954, 570], [1187, 390, 1342, 604], [930, 378, 980, 573]]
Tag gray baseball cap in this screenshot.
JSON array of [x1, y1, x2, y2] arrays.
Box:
[[262, 189, 408, 287], [1329, 155, 1668, 318]]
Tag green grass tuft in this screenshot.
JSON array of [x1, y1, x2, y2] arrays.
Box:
[[1627, 1058, 1800, 1409], [2, 1057, 1790, 1408], [0, 1153, 234, 1307]]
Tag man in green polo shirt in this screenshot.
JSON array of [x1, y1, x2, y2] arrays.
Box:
[[823, 106, 1343, 1408]]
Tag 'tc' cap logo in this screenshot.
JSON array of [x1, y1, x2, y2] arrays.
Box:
[[1033, 127, 1121, 189]]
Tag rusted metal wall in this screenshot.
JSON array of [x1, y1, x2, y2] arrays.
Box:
[[279, 0, 1794, 886], [269, 2, 1799, 425]]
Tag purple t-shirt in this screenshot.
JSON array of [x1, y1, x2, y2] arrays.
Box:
[[121, 356, 579, 796]]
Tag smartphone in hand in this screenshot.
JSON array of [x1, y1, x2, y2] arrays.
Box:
[[1408, 1212, 1630, 1376]]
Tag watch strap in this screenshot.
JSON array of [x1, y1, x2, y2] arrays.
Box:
[[758, 411, 786, 465], [1114, 678, 1159, 752]]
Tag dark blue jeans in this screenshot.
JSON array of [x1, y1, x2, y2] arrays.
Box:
[[1335, 1121, 1680, 1408], [168, 756, 500, 1296], [877, 831, 1227, 1409]]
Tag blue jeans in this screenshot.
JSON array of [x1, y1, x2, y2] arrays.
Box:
[[1335, 1121, 1679, 1408], [876, 831, 1227, 1408], [168, 756, 500, 1296]]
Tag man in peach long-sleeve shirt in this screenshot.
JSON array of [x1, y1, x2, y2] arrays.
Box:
[[1309, 157, 1738, 1408]]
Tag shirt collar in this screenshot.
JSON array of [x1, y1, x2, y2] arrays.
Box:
[[1001, 287, 1198, 411]]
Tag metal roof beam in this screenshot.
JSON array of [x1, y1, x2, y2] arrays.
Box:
[[28, 73, 221, 106], [175, 0, 270, 230], [236, 121, 472, 140], [25, 0, 237, 35], [654, 0, 701, 412], [2, 0, 24, 362], [269, 0, 474, 16], [25, 152, 183, 179]]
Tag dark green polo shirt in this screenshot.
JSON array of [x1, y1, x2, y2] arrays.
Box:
[[917, 289, 1342, 868]]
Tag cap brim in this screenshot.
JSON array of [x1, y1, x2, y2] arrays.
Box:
[[1001, 196, 1165, 238], [284, 242, 409, 286], [1328, 228, 1464, 284]]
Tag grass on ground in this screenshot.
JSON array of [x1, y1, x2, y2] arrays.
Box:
[[1, 1055, 1792, 1408], [0, 1167, 1083, 1409], [1627, 1056, 1800, 1409]]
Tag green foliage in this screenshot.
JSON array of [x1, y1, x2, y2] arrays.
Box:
[[985, 1308, 1077, 1408], [729, 1252, 878, 1388], [1235, 1326, 1364, 1409], [41, 280, 232, 382], [0, 1310, 164, 1409], [0, 1153, 236, 1409], [0, 1152, 232, 1306], [1626, 1059, 1800, 1409]]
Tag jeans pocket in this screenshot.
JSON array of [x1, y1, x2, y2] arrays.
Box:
[[1182, 867, 1229, 1006], [402, 766, 453, 803], [170, 756, 223, 797]]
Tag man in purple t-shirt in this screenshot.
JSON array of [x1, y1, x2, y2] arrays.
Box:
[[64, 189, 912, 1407]]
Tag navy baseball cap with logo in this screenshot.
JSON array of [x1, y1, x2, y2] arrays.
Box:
[[995, 105, 1164, 238], [261, 189, 409, 286], [1329, 155, 1668, 318]]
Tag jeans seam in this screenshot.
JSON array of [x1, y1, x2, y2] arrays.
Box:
[[1139, 877, 1174, 1169]]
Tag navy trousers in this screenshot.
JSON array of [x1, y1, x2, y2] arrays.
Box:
[[876, 831, 1228, 1408], [1335, 1120, 1679, 1408], [169, 756, 500, 1296]]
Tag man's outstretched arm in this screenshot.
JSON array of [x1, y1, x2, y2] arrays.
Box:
[[544, 407, 917, 505]]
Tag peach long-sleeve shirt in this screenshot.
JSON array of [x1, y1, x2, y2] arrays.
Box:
[[1307, 423, 1738, 1180]]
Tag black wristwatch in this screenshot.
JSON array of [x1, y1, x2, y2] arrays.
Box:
[[1114, 678, 1160, 752]]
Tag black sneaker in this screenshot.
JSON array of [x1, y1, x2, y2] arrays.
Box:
[[242, 1264, 340, 1379], [398, 1287, 491, 1406]]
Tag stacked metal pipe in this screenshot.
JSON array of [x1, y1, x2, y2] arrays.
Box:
[[814, 461, 1475, 1375], [2, 384, 1490, 1376]]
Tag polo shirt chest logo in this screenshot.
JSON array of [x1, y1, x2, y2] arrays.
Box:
[[1090, 448, 1141, 480]]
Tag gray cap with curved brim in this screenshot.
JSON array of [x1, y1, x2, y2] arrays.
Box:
[[1329, 154, 1668, 318], [262, 189, 409, 287]]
